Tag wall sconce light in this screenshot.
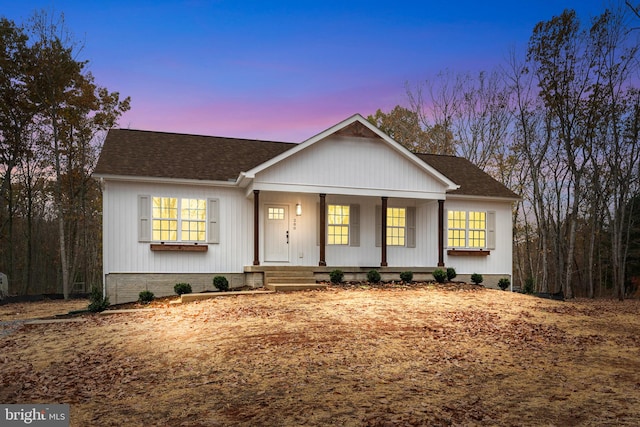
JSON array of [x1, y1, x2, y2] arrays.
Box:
[[296, 203, 302, 216]]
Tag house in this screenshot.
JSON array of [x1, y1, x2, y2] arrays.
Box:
[[94, 114, 519, 303]]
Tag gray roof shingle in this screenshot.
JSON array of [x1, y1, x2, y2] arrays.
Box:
[[95, 128, 519, 199], [416, 153, 519, 199], [94, 129, 295, 182]]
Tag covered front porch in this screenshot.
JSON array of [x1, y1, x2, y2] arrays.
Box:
[[249, 190, 447, 270]]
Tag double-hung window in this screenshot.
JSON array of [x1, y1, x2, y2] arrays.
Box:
[[320, 203, 360, 247], [152, 197, 179, 241], [386, 207, 406, 246], [376, 206, 416, 248], [180, 198, 207, 242], [328, 204, 350, 245], [447, 210, 494, 249], [139, 195, 219, 244]]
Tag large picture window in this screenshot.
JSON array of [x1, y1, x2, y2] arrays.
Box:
[[448, 210, 486, 248]]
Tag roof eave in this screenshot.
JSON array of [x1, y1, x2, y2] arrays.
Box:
[[446, 193, 521, 202], [93, 173, 239, 187]]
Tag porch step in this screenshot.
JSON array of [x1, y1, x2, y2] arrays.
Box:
[[263, 269, 316, 286], [265, 283, 328, 292], [263, 268, 324, 291], [180, 290, 275, 303]]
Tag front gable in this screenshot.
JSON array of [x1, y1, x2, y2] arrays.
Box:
[[245, 115, 458, 200]]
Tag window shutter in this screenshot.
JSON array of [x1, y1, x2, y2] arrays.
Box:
[[407, 206, 416, 248], [207, 198, 220, 244], [443, 209, 449, 249], [138, 195, 151, 242], [375, 205, 381, 247], [486, 210, 496, 250], [350, 204, 360, 247]]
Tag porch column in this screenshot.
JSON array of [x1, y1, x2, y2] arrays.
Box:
[[253, 190, 260, 266], [319, 193, 327, 266], [381, 196, 388, 267], [438, 199, 445, 267]]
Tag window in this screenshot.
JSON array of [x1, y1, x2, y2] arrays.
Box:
[[152, 197, 178, 241], [268, 207, 285, 220], [328, 204, 349, 245], [376, 206, 416, 248], [139, 195, 219, 244], [181, 199, 207, 242], [386, 207, 406, 246], [447, 210, 466, 247], [150, 197, 206, 242], [468, 211, 486, 248], [448, 210, 487, 248]]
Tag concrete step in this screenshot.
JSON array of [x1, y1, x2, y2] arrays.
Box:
[[180, 290, 275, 303], [264, 269, 316, 286], [265, 283, 328, 292], [265, 276, 317, 284]]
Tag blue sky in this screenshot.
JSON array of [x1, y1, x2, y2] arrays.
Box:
[[3, 0, 613, 142]]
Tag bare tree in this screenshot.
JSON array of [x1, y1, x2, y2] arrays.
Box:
[[25, 11, 129, 298]]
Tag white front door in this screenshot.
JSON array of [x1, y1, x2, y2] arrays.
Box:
[[265, 205, 289, 262]]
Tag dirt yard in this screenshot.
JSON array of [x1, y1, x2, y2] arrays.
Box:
[[1, 285, 639, 426]]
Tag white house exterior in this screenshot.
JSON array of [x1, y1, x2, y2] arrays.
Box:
[[94, 114, 519, 303]]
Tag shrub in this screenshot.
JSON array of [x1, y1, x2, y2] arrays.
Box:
[[213, 276, 229, 292], [498, 278, 510, 291], [329, 269, 344, 284], [470, 273, 484, 285], [432, 268, 447, 283], [138, 290, 154, 303], [400, 271, 413, 283], [446, 267, 457, 281], [523, 277, 535, 294], [88, 286, 110, 312], [174, 282, 192, 295], [367, 269, 381, 283]]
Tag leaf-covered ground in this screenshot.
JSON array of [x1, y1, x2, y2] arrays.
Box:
[[1, 285, 640, 426]]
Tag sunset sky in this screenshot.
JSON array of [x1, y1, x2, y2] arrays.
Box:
[[4, 0, 611, 142]]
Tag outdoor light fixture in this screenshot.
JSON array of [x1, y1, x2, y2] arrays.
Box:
[[296, 203, 302, 216]]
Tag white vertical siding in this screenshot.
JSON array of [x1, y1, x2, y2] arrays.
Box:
[[255, 136, 447, 196], [103, 181, 513, 277], [103, 181, 252, 274]]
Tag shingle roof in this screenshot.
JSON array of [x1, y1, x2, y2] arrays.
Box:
[[94, 129, 296, 182], [415, 153, 519, 199], [94, 128, 519, 200]]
